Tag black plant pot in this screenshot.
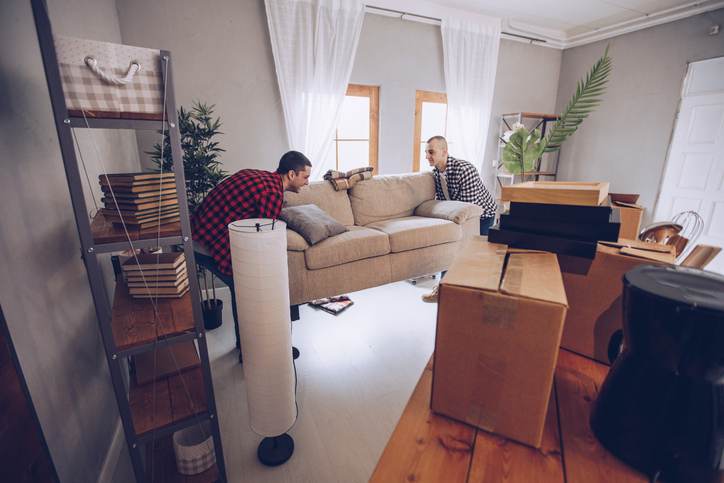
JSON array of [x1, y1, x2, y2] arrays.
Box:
[[202, 299, 223, 330]]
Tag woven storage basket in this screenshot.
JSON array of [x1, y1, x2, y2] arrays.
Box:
[[172, 422, 216, 475], [54, 35, 164, 120]]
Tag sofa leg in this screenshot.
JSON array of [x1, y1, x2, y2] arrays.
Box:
[[290, 304, 300, 321]]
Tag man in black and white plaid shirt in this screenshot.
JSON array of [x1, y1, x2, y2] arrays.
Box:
[[422, 135, 497, 302]]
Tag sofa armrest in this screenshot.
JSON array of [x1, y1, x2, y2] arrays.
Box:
[[414, 200, 483, 224], [287, 229, 309, 251]]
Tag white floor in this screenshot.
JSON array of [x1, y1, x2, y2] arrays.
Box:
[[206, 277, 439, 483]]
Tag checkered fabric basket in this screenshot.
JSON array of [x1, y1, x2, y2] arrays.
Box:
[[172, 422, 216, 476], [54, 35, 164, 119]]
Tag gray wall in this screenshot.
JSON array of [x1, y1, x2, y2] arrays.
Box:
[[117, 0, 288, 173], [0, 0, 138, 481], [555, 8, 724, 223], [352, 15, 562, 179], [484, 39, 562, 189], [351, 14, 445, 174]]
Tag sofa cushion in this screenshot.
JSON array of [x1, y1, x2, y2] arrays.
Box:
[[414, 199, 483, 224], [348, 172, 435, 226], [304, 226, 390, 270], [286, 229, 309, 252], [365, 216, 462, 253], [280, 204, 347, 245], [284, 181, 355, 226]]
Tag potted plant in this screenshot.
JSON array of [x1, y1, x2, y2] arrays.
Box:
[[149, 101, 228, 330], [502, 46, 612, 177]]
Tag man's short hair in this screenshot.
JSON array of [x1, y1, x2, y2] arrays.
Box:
[[276, 150, 312, 174], [427, 135, 448, 150]]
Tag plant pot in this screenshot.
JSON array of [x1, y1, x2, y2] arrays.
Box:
[[202, 299, 223, 330]]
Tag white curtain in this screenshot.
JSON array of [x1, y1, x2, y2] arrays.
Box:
[[441, 15, 501, 185], [265, 0, 365, 180]]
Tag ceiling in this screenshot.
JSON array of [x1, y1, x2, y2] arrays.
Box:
[[373, 0, 724, 48]]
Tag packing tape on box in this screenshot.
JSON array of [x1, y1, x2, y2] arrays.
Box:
[[482, 295, 518, 328]]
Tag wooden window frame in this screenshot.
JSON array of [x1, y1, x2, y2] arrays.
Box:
[[332, 84, 379, 174], [412, 90, 448, 172]]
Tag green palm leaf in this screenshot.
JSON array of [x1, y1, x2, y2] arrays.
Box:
[[542, 45, 612, 153]]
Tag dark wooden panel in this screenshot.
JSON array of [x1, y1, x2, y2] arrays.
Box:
[[0, 308, 58, 482]]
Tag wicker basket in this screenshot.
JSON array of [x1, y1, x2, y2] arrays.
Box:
[[172, 422, 216, 475]]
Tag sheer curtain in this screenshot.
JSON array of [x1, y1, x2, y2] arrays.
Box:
[[265, 0, 365, 180], [441, 15, 501, 187]]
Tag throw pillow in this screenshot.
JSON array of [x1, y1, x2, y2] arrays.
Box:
[[280, 204, 348, 245]]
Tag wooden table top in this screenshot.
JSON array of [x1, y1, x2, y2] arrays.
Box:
[[371, 349, 647, 483]]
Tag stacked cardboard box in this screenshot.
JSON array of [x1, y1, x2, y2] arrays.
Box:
[[99, 172, 179, 229], [122, 252, 189, 298], [489, 181, 619, 259]]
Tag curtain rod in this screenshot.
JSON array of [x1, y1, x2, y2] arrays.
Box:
[[364, 5, 547, 44]]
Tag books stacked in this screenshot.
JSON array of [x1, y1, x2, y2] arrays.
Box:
[[489, 181, 621, 259], [122, 252, 189, 298], [99, 172, 179, 229]]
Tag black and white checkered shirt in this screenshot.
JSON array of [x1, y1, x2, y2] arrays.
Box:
[[432, 156, 497, 218]]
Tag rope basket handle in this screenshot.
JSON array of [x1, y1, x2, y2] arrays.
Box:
[[84, 56, 141, 85]]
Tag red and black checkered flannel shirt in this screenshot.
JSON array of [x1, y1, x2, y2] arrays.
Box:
[[192, 169, 284, 275]]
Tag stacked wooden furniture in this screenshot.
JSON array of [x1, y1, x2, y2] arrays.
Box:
[[100, 172, 180, 229], [490, 181, 620, 259], [31, 2, 227, 481]]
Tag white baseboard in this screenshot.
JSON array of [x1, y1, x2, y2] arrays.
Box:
[[97, 419, 124, 483]]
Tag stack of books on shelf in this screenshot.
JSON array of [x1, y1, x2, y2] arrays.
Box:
[[489, 181, 621, 259], [99, 172, 179, 229], [122, 252, 189, 298]]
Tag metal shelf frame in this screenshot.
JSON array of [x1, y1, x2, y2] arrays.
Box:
[[30, 1, 227, 481], [496, 112, 562, 197]]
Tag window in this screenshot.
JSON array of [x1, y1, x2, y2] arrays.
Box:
[[412, 90, 449, 172], [325, 84, 379, 174]]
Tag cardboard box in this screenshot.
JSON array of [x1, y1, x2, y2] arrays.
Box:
[[432, 237, 568, 448], [557, 241, 675, 364], [501, 181, 609, 206], [612, 200, 643, 239]]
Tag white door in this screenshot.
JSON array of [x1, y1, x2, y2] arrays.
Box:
[[654, 56, 724, 274]]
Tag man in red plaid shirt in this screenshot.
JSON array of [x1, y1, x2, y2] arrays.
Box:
[[192, 151, 311, 276], [192, 151, 311, 363]]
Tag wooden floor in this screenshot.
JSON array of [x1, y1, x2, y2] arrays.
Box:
[[371, 350, 647, 483], [205, 278, 440, 483]]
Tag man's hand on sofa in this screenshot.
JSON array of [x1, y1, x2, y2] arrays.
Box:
[[414, 200, 483, 224]]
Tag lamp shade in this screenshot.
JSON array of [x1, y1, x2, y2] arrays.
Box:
[[229, 218, 295, 437]]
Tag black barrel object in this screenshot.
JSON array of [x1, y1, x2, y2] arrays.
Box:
[[590, 265, 724, 482]]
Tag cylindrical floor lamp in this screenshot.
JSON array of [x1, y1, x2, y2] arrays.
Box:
[[229, 218, 296, 466]]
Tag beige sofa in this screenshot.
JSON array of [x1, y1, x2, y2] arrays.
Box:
[[284, 172, 483, 306]]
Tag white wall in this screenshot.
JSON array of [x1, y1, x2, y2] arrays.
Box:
[[555, 8, 724, 223], [0, 0, 138, 481]]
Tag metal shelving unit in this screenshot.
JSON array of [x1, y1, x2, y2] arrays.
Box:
[[496, 112, 561, 197], [30, 1, 226, 481]]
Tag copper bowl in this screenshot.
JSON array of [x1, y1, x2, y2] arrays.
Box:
[[638, 222, 683, 245]]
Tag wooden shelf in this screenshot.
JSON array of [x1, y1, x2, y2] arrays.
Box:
[[91, 212, 182, 245], [134, 341, 200, 386], [129, 366, 208, 438], [502, 112, 559, 121], [111, 283, 196, 352], [146, 435, 219, 483]]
